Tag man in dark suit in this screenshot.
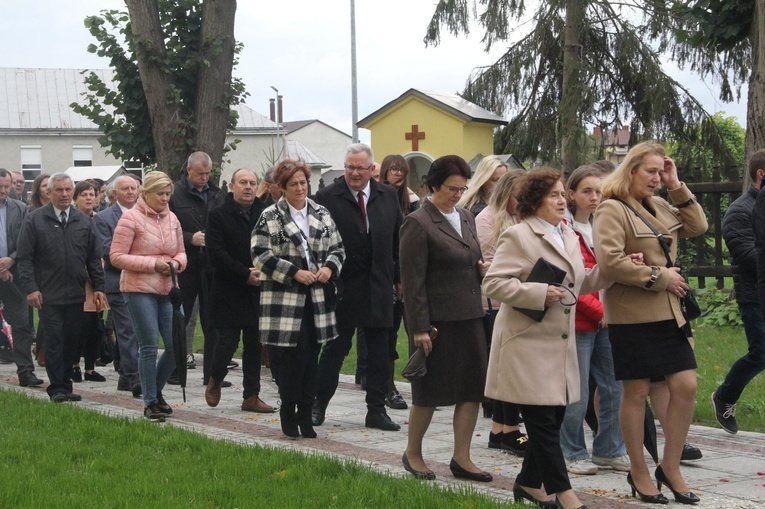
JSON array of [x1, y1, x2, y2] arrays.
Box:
[[169, 152, 224, 385], [0, 169, 42, 386], [204, 168, 275, 413], [313, 143, 404, 431], [93, 175, 141, 396]]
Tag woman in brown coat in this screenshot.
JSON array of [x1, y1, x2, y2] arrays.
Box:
[[400, 155, 492, 482], [593, 142, 707, 505], [484, 168, 607, 509]]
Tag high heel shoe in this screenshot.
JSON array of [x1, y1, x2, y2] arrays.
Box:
[[296, 405, 317, 438], [512, 485, 556, 508], [555, 499, 588, 509], [627, 473, 669, 504], [279, 403, 299, 439], [655, 465, 700, 505], [449, 458, 493, 482], [401, 453, 435, 480]]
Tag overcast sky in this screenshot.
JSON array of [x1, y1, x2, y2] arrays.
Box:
[[0, 1, 747, 144]]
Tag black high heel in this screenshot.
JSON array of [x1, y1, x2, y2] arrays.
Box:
[[401, 453, 435, 480], [627, 473, 669, 504], [449, 458, 493, 482], [279, 403, 299, 438], [555, 500, 588, 509], [655, 466, 700, 505], [296, 405, 317, 438], [512, 485, 556, 508]]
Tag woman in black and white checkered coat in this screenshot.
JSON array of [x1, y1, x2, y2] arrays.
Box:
[[252, 159, 345, 439]]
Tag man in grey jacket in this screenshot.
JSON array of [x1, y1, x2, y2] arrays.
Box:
[[16, 173, 106, 402], [0, 169, 42, 387]]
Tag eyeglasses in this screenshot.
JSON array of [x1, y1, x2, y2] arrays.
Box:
[[388, 168, 406, 174], [444, 185, 469, 195], [344, 164, 373, 173]]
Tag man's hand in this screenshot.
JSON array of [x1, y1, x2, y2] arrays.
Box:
[[27, 291, 43, 309], [191, 231, 206, 247], [93, 291, 107, 312], [0, 257, 14, 272], [247, 268, 261, 286], [0, 270, 12, 282]]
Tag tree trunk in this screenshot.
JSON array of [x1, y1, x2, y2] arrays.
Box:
[[125, 0, 188, 179], [194, 0, 237, 174], [745, 0, 765, 189], [560, 0, 586, 176]]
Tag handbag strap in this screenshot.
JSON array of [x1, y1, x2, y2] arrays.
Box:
[[615, 198, 674, 268], [168, 262, 180, 288]]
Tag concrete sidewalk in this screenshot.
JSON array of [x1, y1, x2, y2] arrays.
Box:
[[2, 358, 764, 508]]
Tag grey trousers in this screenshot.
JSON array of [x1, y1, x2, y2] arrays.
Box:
[[106, 292, 139, 385], [0, 279, 34, 375]]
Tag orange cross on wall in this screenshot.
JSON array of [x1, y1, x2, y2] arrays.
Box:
[[405, 124, 426, 151]]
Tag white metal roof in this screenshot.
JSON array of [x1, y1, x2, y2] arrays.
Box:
[[0, 67, 277, 131], [65, 165, 127, 183]]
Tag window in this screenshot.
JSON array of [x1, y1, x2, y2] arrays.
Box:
[[73, 145, 93, 167], [20, 145, 42, 170]]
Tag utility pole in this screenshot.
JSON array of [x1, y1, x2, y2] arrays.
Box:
[[350, 0, 359, 143]]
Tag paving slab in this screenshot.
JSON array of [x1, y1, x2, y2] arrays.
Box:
[[2, 357, 764, 508]]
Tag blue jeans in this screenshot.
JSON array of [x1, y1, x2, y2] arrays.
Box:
[[560, 327, 626, 460], [717, 302, 765, 404], [124, 292, 175, 407]]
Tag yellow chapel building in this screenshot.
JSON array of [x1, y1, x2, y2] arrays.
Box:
[[358, 88, 507, 189]]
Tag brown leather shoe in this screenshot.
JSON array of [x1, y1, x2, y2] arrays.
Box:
[[241, 395, 275, 413], [205, 378, 222, 407]]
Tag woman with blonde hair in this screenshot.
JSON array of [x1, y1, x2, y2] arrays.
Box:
[[111, 171, 187, 421], [594, 141, 707, 504], [457, 156, 508, 216], [475, 170, 528, 454]]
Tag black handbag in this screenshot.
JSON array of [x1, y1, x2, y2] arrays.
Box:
[[617, 200, 701, 321]]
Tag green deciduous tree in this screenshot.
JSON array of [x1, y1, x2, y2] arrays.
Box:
[[71, 0, 246, 180], [425, 0, 736, 175]]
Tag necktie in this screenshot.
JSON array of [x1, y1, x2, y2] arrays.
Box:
[[357, 191, 366, 225], [60, 210, 67, 227]]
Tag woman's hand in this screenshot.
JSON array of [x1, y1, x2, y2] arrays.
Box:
[[295, 269, 317, 285], [665, 266, 690, 297], [413, 331, 432, 356], [155, 260, 178, 275], [661, 156, 682, 190], [315, 266, 332, 284], [477, 260, 491, 276], [628, 252, 645, 266], [545, 285, 567, 308]]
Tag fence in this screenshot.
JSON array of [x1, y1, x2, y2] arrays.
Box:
[[666, 165, 743, 290]]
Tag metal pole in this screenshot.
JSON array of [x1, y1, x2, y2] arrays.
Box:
[[270, 85, 283, 159], [350, 0, 359, 143]]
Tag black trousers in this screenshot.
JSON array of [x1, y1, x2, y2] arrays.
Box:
[[40, 303, 85, 398], [516, 404, 571, 494], [0, 279, 35, 376], [493, 400, 523, 426], [178, 268, 215, 379], [317, 325, 392, 413], [211, 326, 262, 399], [75, 311, 100, 371], [278, 301, 320, 406]]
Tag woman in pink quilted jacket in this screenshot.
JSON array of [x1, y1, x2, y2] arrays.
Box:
[[110, 172, 187, 421]]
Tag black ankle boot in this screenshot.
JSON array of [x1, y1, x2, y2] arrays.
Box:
[[297, 405, 317, 438], [280, 403, 299, 438]]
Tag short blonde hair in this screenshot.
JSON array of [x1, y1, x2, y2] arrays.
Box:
[[601, 142, 666, 200], [141, 171, 174, 196]]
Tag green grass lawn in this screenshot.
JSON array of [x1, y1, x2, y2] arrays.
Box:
[[0, 390, 514, 509]]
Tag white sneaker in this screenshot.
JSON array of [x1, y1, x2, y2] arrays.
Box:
[[566, 459, 598, 475], [592, 455, 631, 472]]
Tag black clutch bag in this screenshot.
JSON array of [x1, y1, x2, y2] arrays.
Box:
[[513, 257, 568, 322], [401, 326, 438, 381]]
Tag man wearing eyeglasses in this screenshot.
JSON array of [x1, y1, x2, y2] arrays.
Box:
[[313, 143, 404, 431]]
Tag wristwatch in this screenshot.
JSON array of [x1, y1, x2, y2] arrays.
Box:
[[645, 266, 659, 288]]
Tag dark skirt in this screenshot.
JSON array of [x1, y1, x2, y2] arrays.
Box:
[[609, 320, 697, 380], [410, 318, 487, 407]]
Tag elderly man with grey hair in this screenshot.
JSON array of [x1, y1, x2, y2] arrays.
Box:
[[312, 143, 404, 431], [16, 173, 106, 402]]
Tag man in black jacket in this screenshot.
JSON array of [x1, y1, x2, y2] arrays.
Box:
[[313, 143, 404, 431], [16, 173, 106, 402], [169, 152, 223, 385], [204, 168, 274, 413], [714, 149, 765, 434]]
